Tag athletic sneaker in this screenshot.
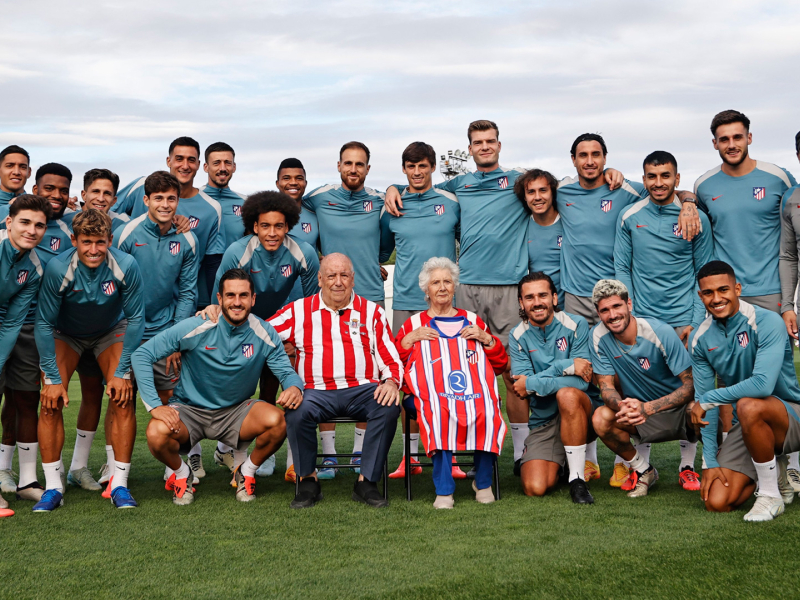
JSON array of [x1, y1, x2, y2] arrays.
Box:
[[351, 452, 362, 475], [234, 467, 256, 502], [60, 470, 67, 493], [466, 468, 476, 479], [189, 454, 206, 479], [214, 448, 235, 472], [16, 481, 45, 501], [0, 495, 12, 517], [389, 457, 423, 479], [584, 461, 601, 481], [627, 466, 658, 498], [787, 468, 800, 493], [98, 463, 111, 485], [317, 457, 338, 480], [569, 479, 595, 504], [284, 465, 297, 484], [67, 467, 103, 491], [102, 477, 113, 499], [743, 493, 785, 522], [0, 469, 17, 493], [171, 474, 195, 506], [472, 480, 495, 504], [256, 454, 276, 477], [452, 463, 467, 480], [609, 462, 631, 488], [777, 455, 795, 505], [164, 465, 199, 485], [513, 459, 522, 477], [110, 487, 138, 509], [678, 466, 701, 491], [32, 489, 63, 512]]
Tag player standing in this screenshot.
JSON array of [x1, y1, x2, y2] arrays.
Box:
[[0, 145, 31, 206], [202, 142, 248, 245]]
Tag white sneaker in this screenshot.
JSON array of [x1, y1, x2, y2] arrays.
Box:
[[98, 464, 111, 485], [213, 449, 235, 472], [787, 468, 800, 493], [433, 494, 454, 509], [743, 493, 785, 522], [256, 455, 276, 477], [189, 454, 206, 479], [67, 467, 102, 491], [777, 455, 795, 505], [0, 469, 17, 493]]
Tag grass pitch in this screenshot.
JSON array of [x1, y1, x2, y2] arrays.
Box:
[[2, 375, 800, 600]]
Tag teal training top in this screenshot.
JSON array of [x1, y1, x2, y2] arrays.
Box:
[[202, 183, 248, 247], [526, 214, 564, 310]]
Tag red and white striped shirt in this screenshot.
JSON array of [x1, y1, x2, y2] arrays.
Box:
[[269, 292, 403, 391]]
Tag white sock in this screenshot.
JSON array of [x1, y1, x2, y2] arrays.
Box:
[[43, 460, 64, 492], [105, 444, 115, 470], [629, 450, 650, 474], [753, 457, 780, 499], [722, 431, 729, 442], [18, 442, 39, 487], [320, 430, 336, 456], [188, 442, 202, 457], [564, 444, 587, 482], [69, 429, 95, 472], [165, 466, 175, 477], [0, 444, 14, 471], [788, 451, 800, 471], [353, 427, 365, 453], [217, 442, 233, 453], [635, 443, 651, 464], [679, 440, 697, 471], [614, 454, 631, 468], [112, 462, 130, 490], [241, 456, 258, 478], [286, 445, 293, 469], [510, 423, 528, 462], [410, 433, 420, 456], [585, 440, 598, 465], [174, 461, 191, 481], [233, 450, 247, 469]]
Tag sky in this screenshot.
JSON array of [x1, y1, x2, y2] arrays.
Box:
[[2, 0, 799, 195]]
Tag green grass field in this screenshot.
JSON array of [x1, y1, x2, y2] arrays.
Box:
[[3, 371, 800, 600]]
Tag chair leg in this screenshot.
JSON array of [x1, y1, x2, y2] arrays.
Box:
[[493, 455, 501, 500], [404, 410, 412, 499], [383, 458, 389, 500]]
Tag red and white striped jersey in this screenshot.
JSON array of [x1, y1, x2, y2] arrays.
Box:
[[269, 292, 403, 391], [405, 332, 506, 455]]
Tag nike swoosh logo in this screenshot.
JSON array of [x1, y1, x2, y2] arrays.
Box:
[[613, 355, 622, 359], [770, 466, 775, 470], [464, 185, 473, 188], [708, 347, 718, 351], [55, 467, 61, 471], [712, 195, 722, 201], [118, 467, 126, 471], [636, 225, 648, 228], [250, 269, 261, 273], [205, 346, 217, 350], [71, 289, 84, 293], [115, 333, 125, 337], [134, 243, 148, 246], [78, 434, 86, 438], [327, 202, 338, 206], [565, 203, 574, 206], [429, 357, 443, 364], [19, 446, 30, 451], [528, 349, 537, 352]]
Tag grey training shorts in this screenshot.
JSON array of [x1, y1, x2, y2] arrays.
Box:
[[392, 309, 421, 335], [631, 405, 698, 445], [564, 293, 599, 327], [520, 412, 598, 466], [55, 319, 128, 362], [740, 294, 781, 314], [457, 284, 518, 348], [0, 324, 40, 391], [172, 399, 265, 455]]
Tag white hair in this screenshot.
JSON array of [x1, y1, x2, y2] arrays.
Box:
[[591, 279, 629, 307], [418, 256, 459, 301]]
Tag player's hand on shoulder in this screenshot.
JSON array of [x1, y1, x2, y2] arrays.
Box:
[[173, 214, 191, 234], [676, 193, 700, 241], [679, 326, 693, 348], [277, 386, 303, 410], [385, 186, 404, 217], [196, 304, 221, 322], [151, 405, 181, 433], [604, 168, 624, 190], [374, 379, 400, 406]]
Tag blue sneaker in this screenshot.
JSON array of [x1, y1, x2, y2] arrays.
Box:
[[110, 486, 138, 509], [351, 452, 362, 475], [32, 489, 63, 512], [317, 457, 338, 480]]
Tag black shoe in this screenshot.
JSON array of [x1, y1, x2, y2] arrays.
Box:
[[352, 479, 388, 508], [513, 459, 522, 477], [290, 478, 323, 509], [569, 478, 594, 504]]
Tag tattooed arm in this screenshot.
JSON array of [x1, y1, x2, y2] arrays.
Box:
[[618, 368, 694, 426], [596, 374, 623, 412]]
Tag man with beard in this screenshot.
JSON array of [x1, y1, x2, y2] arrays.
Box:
[[0, 145, 31, 206], [202, 142, 248, 246]]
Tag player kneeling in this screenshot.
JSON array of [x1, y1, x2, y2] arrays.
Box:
[[510, 273, 599, 504], [133, 269, 303, 505]]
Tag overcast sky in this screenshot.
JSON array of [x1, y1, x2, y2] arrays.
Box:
[[2, 1, 799, 195]]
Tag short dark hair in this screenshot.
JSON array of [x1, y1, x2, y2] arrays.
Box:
[[467, 120, 499, 143], [277, 158, 306, 179], [144, 171, 180, 197], [795, 131, 800, 154], [643, 151, 678, 172], [35, 163, 72, 185], [339, 141, 370, 163], [204, 141, 235, 163], [710, 110, 750, 137], [169, 136, 200, 157], [570, 133, 607, 157], [83, 168, 120, 194], [7, 194, 52, 221], [401, 142, 436, 168], [218, 268, 254, 294], [697, 260, 736, 284], [517, 272, 558, 320], [241, 191, 301, 235], [513, 169, 559, 214], [0, 145, 29, 163]]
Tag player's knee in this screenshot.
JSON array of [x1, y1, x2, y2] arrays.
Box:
[[556, 387, 582, 412], [145, 419, 171, 447], [735, 397, 762, 425], [522, 477, 549, 497], [263, 408, 286, 434], [704, 495, 734, 513], [592, 407, 613, 435]]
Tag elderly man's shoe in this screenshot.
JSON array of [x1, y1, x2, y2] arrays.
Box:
[[291, 478, 323, 509], [352, 479, 388, 508]]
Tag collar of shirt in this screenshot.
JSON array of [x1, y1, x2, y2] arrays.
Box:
[[142, 215, 177, 238], [315, 291, 357, 315]]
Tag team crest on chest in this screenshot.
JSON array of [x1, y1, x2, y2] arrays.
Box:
[[434, 204, 445, 216], [188, 216, 200, 229], [498, 176, 509, 189], [169, 241, 180, 255], [301, 222, 312, 234], [233, 205, 242, 217], [555, 337, 568, 352], [280, 264, 292, 278], [50, 236, 61, 251], [557, 235, 562, 248], [638, 357, 651, 370], [16, 270, 28, 284], [362, 200, 373, 212], [466, 349, 478, 364], [241, 343, 254, 358], [600, 199, 612, 213], [753, 187, 766, 201], [101, 280, 116, 296], [737, 331, 749, 348], [672, 223, 681, 237]]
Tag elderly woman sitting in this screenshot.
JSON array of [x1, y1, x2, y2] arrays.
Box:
[[395, 257, 508, 509]]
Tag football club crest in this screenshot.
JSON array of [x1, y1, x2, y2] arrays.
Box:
[[16, 270, 28, 284], [233, 205, 242, 217], [466, 349, 478, 364], [362, 200, 373, 212], [737, 331, 749, 348], [188, 216, 200, 229], [242, 343, 254, 358], [301, 222, 312, 234], [753, 187, 766, 201], [638, 357, 651, 370], [101, 280, 116, 296], [672, 223, 681, 237], [434, 204, 445, 216], [600, 199, 612, 213], [169, 241, 180, 255], [557, 235, 562, 248], [280, 264, 292, 278], [556, 337, 568, 352], [50, 236, 61, 252], [498, 176, 509, 189]]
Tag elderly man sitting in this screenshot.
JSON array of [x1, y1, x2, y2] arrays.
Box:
[[269, 253, 403, 508]]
